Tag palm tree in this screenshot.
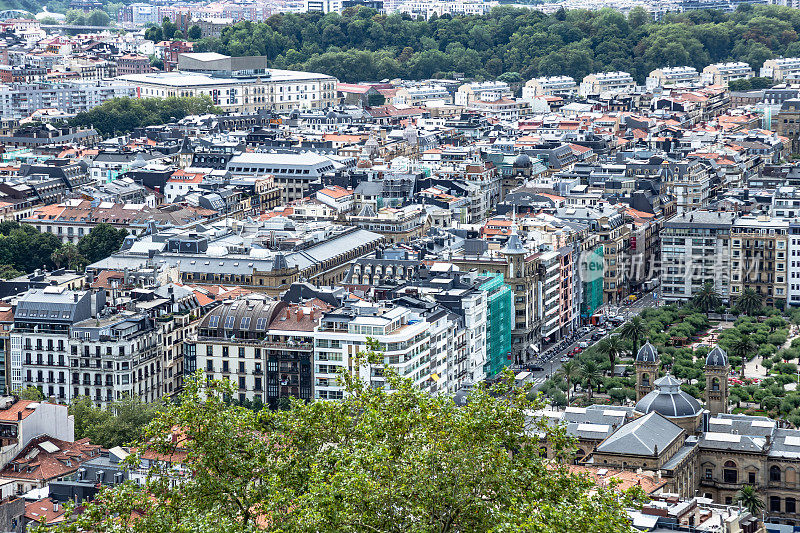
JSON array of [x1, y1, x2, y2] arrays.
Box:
[[619, 316, 648, 357], [693, 282, 721, 314], [736, 288, 764, 316], [735, 485, 765, 516], [579, 361, 602, 399], [730, 334, 756, 378], [596, 335, 625, 376], [558, 360, 580, 403]]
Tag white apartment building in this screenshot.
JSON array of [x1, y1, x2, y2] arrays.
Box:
[[761, 58, 800, 82], [305, 0, 343, 12], [579, 72, 636, 97], [314, 303, 434, 399], [118, 66, 337, 114], [455, 81, 512, 106], [393, 0, 497, 19], [393, 85, 452, 107], [702, 62, 754, 86], [646, 66, 700, 90], [538, 251, 561, 340], [660, 211, 735, 303], [522, 76, 577, 99]]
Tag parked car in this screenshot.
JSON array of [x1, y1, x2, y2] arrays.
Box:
[[578, 341, 589, 348]]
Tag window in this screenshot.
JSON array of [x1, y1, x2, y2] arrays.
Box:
[[771, 466, 782, 483], [748, 471, 756, 484], [238, 347, 245, 358], [771, 496, 781, 513], [704, 468, 712, 480], [208, 315, 220, 328], [787, 498, 796, 514], [723, 461, 738, 484], [240, 317, 251, 330], [255, 318, 268, 331], [224, 316, 235, 329]]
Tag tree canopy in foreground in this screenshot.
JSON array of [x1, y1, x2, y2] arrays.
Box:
[[48, 343, 642, 533]]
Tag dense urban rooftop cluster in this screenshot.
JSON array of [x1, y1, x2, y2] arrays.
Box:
[[3, 1, 800, 529]]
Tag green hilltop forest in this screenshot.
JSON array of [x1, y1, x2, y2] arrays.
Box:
[[146, 5, 800, 84]]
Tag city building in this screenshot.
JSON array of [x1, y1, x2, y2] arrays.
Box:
[[702, 62, 755, 86]]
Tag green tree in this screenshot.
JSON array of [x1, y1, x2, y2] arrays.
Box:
[[692, 282, 722, 314], [736, 288, 764, 316], [145, 25, 163, 42], [579, 360, 602, 399], [619, 316, 648, 356], [597, 335, 625, 375], [51, 243, 88, 271], [162, 17, 177, 40], [17, 386, 44, 401], [0, 264, 21, 279], [69, 396, 161, 449], [69, 96, 222, 136], [77, 224, 128, 264], [51, 358, 642, 532], [558, 359, 580, 402], [735, 485, 765, 516], [188, 25, 202, 40], [86, 9, 110, 26], [730, 334, 756, 377]]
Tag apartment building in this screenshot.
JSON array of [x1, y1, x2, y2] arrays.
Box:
[[9, 287, 98, 398], [192, 295, 320, 406], [348, 204, 429, 244], [314, 302, 434, 399], [665, 159, 714, 214], [760, 57, 800, 81], [69, 313, 160, 406], [0, 82, 134, 119], [522, 76, 577, 99], [660, 210, 735, 303], [118, 54, 338, 114], [455, 81, 512, 106], [225, 152, 352, 203], [646, 66, 700, 90], [393, 85, 452, 107], [579, 72, 636, 97], [730, 215, 789, 308], [772, 98, 800, 154], [702, 62, 754, 86]]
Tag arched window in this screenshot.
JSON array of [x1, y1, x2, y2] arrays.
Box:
[[723, 461, 738, 484], [711, 377, 720, 391], [771, 466, 782, 483], [642, 373, 650, 387]]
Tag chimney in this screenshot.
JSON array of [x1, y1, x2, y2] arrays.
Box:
[[16, 411, 21, 421], [53, 501, 59, 513]]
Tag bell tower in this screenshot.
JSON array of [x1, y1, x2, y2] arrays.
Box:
[[634, 341, 660, 401], [705, 345, 730, 416]]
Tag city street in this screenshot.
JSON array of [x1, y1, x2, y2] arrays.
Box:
[[526, 290, 660, 393]]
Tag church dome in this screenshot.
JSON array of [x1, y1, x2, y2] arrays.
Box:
[[513, 153, 532, 168], [634, 375, 702, 419], [705, 345, 728, 367], [635, 341, 659, 363]]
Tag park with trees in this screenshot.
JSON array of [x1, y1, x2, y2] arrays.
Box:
[[0, 222, 126, 280], [140, 5, 800, 84], [537, 286, 800, 430]]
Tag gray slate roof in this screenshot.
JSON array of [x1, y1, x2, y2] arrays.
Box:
[[596, 412, 683, 456]]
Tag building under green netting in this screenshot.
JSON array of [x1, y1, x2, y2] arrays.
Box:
[[581, 245, 605, 320], [479, 273, 513, 378]]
